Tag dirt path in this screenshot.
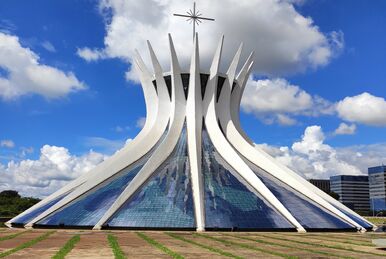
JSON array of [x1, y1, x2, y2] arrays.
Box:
[[66, 231, 114, 259], [113, 231, 170, 258], [0, 231, 43, 253], [146, 232, 228, 258], [7, 231, 72, 258]]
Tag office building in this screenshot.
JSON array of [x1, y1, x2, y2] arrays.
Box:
[[369, 165, 386, 213], [309, 179, 330, 193], [330, 175, 370, 213]]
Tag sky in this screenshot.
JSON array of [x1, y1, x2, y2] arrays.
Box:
[[0, 0, 385, 198]]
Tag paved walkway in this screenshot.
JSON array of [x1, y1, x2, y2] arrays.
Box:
[[0, 228, 385, 258]]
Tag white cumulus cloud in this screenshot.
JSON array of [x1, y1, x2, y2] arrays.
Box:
[[78, 0, 343, 81], [336, 92, 386, 126], [241, 79, 385, 128], [241, 78, 333, 125], [0, 145, 107, 198], [258, 125, 386, 179], [0, 32, 86, 100], [334, 123, 356, 135], [76, 47, 106, 62]]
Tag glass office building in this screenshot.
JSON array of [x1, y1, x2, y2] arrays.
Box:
[[309, 179, 331, 193], [330, 175, 370, 213], [369, 165, 386, 213]]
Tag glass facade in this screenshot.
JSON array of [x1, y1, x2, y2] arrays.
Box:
[[105, 126, 195, 228], [330, 175, 370, 213], [247, 163, 355, 230], [29, 121, 370, 230], [36, 163, 145, 227], [369, 166, 386, 213], [202, 129, 294, 230], [36, 129, 168, 227], [12, 191, 70, 225], [336, 207, 373, 229]]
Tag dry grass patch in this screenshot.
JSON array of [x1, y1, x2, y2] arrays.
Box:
[[255, 233, 386, 257], [166, 232, 243, 259]]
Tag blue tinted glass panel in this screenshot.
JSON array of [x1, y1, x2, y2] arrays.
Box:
[[202, 130, 293, 229], [13, 192, 69, 224], [247, 163, 355, 229], [372, 198, 386, 212], [333, 205, 373, 229], [106, 127, 195, 228], [368, 165, 386, 174], [36, 156, 151, 226]]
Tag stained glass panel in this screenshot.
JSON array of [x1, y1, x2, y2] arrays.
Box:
[[248, 163, 355, 230], [12, 191, 70, 225], [35, 135, 164, 227], [105, 127, 195, 228], [202, 129, 294, 230]]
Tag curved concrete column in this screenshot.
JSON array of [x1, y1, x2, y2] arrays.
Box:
[[203, 36, 306, 232], [24, 41, 171, 228], [186, 34, 206, 232], [93, 37, 187, 230], [217, 48, 365, 231]]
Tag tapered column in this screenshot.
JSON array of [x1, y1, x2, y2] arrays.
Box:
[[9, 52, 160, 227], [218, 50, 365, 231], [23, 43, 169, 228], [230, 52, 254, 144], [225, 53, 371, 231], [186, 34, 205, 231], [93, 37, 187, 230], [203, 36, 306, 232]]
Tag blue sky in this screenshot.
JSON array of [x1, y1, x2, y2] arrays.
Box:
[[0, 0, 385, 197], [0, 0, 143, 157]]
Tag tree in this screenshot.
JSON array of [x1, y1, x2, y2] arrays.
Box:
[[0, 190, 40, 218], [0, 190, 20, 199]]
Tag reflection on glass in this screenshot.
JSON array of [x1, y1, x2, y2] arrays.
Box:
[[106, 126, 195, 228], [202, 129, 294, 230], [36, 140, 167, 227], [333, 205, 373, 229], [248, 163, 355, 229], [36, 129, 168, 227], [36, 163, 145, 227], [13, 191, 70, 225]]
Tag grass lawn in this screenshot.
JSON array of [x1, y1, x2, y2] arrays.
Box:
[[365, 217, 386, 225]]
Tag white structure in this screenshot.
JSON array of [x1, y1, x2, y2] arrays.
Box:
[[7, 35, 375, 232]]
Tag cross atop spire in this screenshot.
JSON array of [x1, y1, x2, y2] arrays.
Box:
[[173, 2, 215, 41]]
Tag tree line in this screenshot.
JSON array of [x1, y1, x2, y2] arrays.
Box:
[[0, 190, 40, 218]]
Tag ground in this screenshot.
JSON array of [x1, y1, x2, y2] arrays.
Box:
[[0, 228, 385, 258]]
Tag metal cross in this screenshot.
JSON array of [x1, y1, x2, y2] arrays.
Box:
[[173, 2, 215, 41]]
